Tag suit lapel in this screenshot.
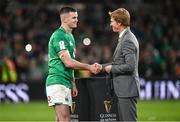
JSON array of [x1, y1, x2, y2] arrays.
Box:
[[112, 40, 120, 58], [113, 28, 130, 58]]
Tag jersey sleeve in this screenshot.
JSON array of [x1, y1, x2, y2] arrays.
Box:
[[52, 34, 69, 54]]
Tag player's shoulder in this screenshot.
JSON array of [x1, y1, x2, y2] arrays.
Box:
[[53, 28, 65, 37], [50, 28, 65, 41]]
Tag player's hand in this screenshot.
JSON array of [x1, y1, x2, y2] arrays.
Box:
[[90, 63, 102, 74], [94, 63, 102, 73], [72, 83, 78, 97]]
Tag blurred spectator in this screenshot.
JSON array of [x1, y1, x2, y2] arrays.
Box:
[[1, 56, 17, 82], [0, 0, 180, 81]]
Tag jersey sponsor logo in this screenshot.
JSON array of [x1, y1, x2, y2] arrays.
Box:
[[69, 41, 73, 46], [59, 41, 65, 50]]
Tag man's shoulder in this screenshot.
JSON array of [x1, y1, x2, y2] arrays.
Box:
[[122, 31, 139, 49], [123, 30, 137, 41]]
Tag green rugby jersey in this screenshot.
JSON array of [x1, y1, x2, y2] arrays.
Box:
[[46, 26, 76, 88]]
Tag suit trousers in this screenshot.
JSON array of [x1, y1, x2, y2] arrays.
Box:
[[117, 97, 138, 122]]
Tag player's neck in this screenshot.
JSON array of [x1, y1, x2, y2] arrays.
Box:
[[61, 24, 72, 34]]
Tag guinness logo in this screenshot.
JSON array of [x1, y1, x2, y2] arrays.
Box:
[[71, 101, 76, 114], [104, 100, 112, 113]]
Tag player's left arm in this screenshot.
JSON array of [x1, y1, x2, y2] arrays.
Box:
[[72, 71, 78, 97]]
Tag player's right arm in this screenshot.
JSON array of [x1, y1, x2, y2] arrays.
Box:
[[58, 50, 96, 73], [52, 32, 97, 74]]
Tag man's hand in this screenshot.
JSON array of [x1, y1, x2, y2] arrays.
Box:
[[105, 65, 112, 73]]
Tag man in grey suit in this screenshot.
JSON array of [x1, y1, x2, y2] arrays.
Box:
[[96, 8, 140, 121]]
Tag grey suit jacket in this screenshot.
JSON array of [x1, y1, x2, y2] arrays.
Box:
[[103, 28, 140, 98]]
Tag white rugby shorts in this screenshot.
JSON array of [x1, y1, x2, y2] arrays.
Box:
[[46, 84, 72, 107]]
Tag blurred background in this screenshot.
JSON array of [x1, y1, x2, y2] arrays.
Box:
[[0, 0, 180, 121]]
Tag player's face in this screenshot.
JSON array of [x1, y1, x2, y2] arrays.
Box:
[[66, 12, 78, 28], [110, 18, 120, 32]]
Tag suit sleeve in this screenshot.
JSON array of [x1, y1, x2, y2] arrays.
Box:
[[111, 40, 137, 74], [101, 63, 112, 72]]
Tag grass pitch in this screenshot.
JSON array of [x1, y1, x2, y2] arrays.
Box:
[[0, 100, 180, 121]]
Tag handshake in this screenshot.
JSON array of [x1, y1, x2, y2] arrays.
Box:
[[88, 63, 112, 74]]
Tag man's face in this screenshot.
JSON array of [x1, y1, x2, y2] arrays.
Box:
[[64, 12, 78, 29], [110, 18, 120, 32]]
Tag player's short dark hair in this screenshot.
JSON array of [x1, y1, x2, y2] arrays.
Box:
[[59, 6, 77, 16]]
